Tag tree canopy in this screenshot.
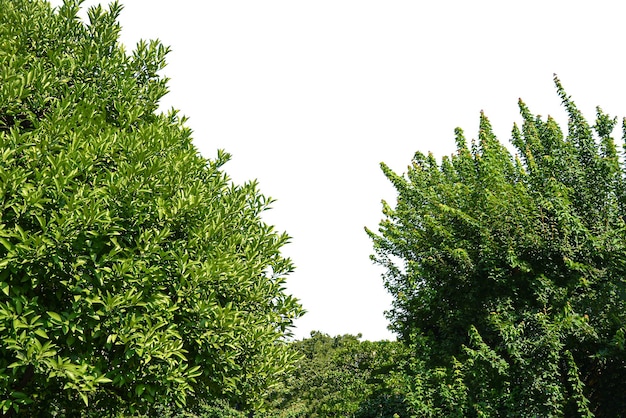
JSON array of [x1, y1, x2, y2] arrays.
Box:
[[0, 0, 302, 416], [369, 76, 626, 417], [264, 332, 409, 418]]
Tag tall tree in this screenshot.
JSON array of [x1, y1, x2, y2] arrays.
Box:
[[369, 76, 626, 417], [0, 1, 303, 416]]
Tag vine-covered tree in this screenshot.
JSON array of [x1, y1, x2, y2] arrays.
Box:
[[369, 76, 626, 417], [0, 0, 303, 416]]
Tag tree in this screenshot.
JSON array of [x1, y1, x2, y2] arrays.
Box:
[[264, 332, 409, 418], [369, 76, 626, 416], [0, 0, 303, 416]]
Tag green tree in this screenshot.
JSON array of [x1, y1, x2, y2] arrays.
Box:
[[264, 332, 409, 418], [369, 76, 626, 417], [0, 1, 303, 416]]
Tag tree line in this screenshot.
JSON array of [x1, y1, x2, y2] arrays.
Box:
[[1, 0, 625, 416]]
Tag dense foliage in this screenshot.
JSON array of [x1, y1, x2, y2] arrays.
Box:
[[369, 76, 626, 416], [264, 332, 409, 418], [0, 0, 302, 416], [134, 333, 408, 418], [4, 0, 626, 416]]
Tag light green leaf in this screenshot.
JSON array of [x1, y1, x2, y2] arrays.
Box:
[[34, 329, 49, 339], [47, 312, 62, 323]]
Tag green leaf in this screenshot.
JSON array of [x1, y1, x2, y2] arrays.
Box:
[[34, 329, 49, 339], [10, 392, 28, 400], [0, 282, 8, 296], [0, 238, 12, 251], [93, 375, 112, 384], [47, 312, 62, 323]]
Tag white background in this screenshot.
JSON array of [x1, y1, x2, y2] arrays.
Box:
[[49, 0, 626, 340]]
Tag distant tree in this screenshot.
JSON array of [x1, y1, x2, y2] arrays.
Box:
[[264, 332, 409, 418], [369, 76, 626, 416], [150, 398, 248, 418], [0, 0, 303, 416]]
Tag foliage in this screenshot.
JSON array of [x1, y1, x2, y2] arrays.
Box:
[[369, 76, 626, 416], [0, 0, 303, 416], [263, 332, 409, 418], [149, 399, 248, 418]]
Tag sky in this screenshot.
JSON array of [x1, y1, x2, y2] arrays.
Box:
[[49, 0, 626, 341]]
